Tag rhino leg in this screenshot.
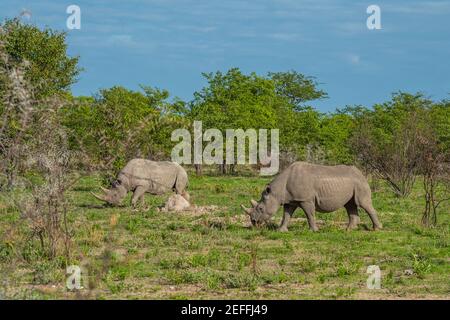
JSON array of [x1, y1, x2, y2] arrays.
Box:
[[299, 201, 319, 232], [355, 185, 382, 230], [279, 204, 297, 232], [175, 170, 188, 195], [344, 200, 360, 231], [359, 201, 382, 230], [131, 186, 147, 210]]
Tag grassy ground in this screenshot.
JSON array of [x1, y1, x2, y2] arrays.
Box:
[[0, 174, 449, 299]]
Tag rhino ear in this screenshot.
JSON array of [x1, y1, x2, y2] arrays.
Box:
[[112, 179, 122, 188]]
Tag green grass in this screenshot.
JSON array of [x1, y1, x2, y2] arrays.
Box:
[[0, 174, 449, 299]]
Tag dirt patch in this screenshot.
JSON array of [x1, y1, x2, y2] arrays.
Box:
[[161, 204, 225, 217], [190, 213, 251, 229]]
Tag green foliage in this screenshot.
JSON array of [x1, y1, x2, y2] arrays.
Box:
[[411, 253, 433, 278], [62, 86, 188, 175], [363, 92, 433, 144], [348, 92, 448, 197], [278, 107, 322, 156], [1, 21, 447, 183], [269, 70, 327, 110], [319, 113, 355, 164], [189, 68, 329, 164], [0, 19, 80, 99], [190, 68, 280, 130], [429, 101, 450, 152]]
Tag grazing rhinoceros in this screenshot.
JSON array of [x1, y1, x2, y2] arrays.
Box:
[[241, 162, 382, 232], [92, 159, 189, 208]]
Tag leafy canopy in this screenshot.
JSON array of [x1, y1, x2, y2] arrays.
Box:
[[0, 18, 80, 99]]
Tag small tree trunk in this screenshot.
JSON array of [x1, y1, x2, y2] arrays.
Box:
[[218, 163, 227, 175], [194, 164, 202, 176]]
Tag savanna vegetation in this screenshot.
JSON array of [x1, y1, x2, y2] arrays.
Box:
[[0, 19, 448, 299]]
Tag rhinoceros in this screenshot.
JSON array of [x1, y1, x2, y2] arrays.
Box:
[[92, 159, 189, 208], [158, 194, 192, 212], [241, 162, 382, 232]]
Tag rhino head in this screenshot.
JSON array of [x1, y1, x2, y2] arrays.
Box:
[[241, 185, 280, 226], [91, 182, 127, 206]]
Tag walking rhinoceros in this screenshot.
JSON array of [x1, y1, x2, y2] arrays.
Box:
[[92, 159, 189, 208], [241, 162, 382, 232]]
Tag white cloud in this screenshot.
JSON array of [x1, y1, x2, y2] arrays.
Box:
[[173, 25, 217, 33], [106, 34, 137, 47], [347, 53, 361, 65], [267, 32, 302, 41], [335, 22, 366, 35]]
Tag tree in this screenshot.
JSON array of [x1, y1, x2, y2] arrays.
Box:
[[0, 26, 37, 189], [0, 19, 80, 99], [0, 26, 76, 260], [63, 86, 187, 179], [0, 19, 81, 188], [189, 68, 281, 174], [351, 92, 435, 197], [189, 68, 328, 174], [319, 112, 355, 164], [418, 100, 450, 226], [277, 106, 323, 167], [190, 68, 279, 130], [0, 19, 81, 98], [269, 70, 327, 110], [419, 132, 449, 227], [267, 71, 328, 165], [429, 100, 450, 152]]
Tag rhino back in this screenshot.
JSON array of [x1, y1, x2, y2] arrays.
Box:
[[277, 162, 368, 206]]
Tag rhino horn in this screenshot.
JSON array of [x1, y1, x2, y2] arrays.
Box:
[[100, 186, 110, 193], [91, 192, 107, 202], [250, 199, 258, 207], [240, 204, 252, 215]]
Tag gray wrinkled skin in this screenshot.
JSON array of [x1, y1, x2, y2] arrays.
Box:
[[92, 159, 189, 208], [158, 194, 191, 212], [241, 162, 382, 232]]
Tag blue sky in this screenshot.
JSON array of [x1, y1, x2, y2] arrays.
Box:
[[2, 0, 450, 111]]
